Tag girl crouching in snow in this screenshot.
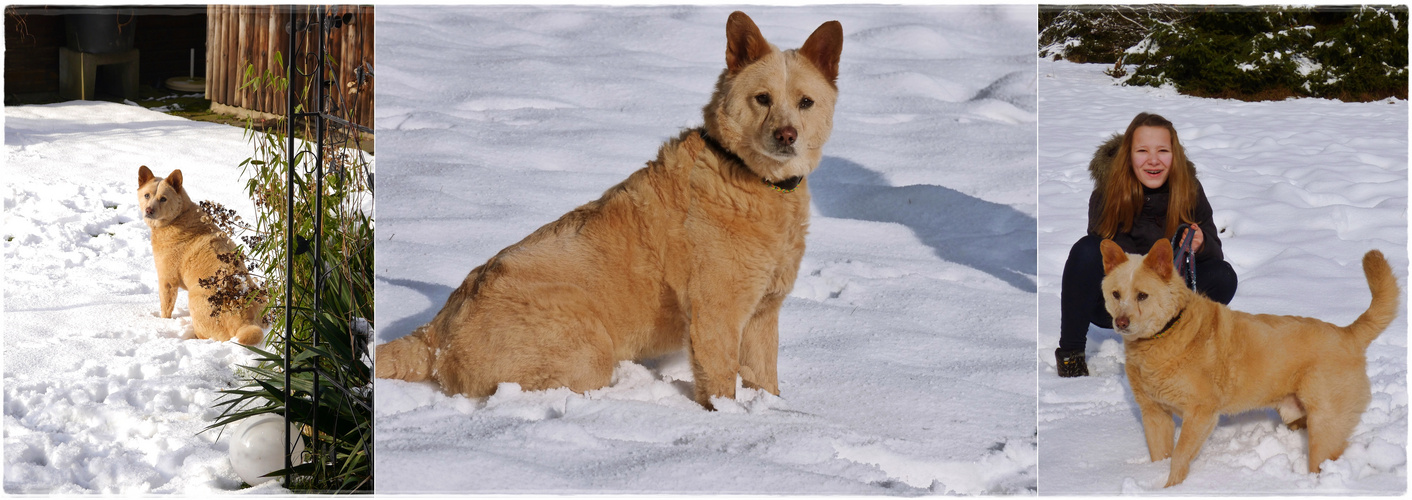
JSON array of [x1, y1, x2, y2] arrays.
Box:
[[1054, 112, 1239, 376]]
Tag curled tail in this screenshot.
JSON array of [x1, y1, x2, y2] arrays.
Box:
[[375, 324, 439, 382], [236, 298, 269, 345], [1346, 249, 1400, 348], [234, 325, 264, 346]]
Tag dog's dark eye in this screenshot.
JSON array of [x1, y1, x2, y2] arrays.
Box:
[[159, 197, 166, 202], [1137, 292, 1148, 301], [799, 97, 813, 109], [755, 93, 771, 107], [144, 194, 150, 199], [1111, 291, 1119, 299]]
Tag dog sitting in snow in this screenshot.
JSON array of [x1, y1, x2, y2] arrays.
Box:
[[1100, 238, 1398, 487], [138, 165, 265, 345], [375, 11, 844, 410]]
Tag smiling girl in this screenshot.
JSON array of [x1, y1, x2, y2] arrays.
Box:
[[1054, 112, 1239, 377]]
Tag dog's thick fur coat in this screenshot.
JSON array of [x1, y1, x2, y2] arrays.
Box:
[[376, 12, 844, 410], [1100, 239, 1399, 487], [138, 166, 265, 345]]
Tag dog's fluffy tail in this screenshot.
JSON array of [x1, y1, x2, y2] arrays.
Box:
[[1346, 249, 1400, 348], [375, 323, 439, 382], [234, 325, 265, 346]]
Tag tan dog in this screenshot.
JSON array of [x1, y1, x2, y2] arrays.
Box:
[[376, 12, 843, 410], [1100, 239, 1399, 487], [138, 166, 265, 345]]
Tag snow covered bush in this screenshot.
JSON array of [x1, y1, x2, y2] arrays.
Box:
[[1040, 5, 1409, 101], [1125, 10, 1306, 100], [1038, 5, 1185, 65], [1303, 6, 1409, 101]]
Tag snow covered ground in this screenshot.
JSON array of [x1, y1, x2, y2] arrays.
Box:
[[1036, 59, 1408, 494], [374, 5, 1038, 494], [3, 101, 283, 493]]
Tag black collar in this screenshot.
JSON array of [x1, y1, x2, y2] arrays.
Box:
[[698, 129, 803, 193], [766, 176, 803, 192], [1146, 308, 1185, 340]]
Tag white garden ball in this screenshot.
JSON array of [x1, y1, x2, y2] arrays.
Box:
[[229, 413, 306, 485]]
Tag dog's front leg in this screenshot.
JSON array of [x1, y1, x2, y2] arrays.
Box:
[[686, 284, 760, 410], [158, 272, 179, 318], [1164, 408, 1217, 488], [687, 318, 742, 410], [1140, 409, 1176, 462], [739, 293, 783, 395], [689, 327, 745, 409], [1130, 383, 1174, 461]]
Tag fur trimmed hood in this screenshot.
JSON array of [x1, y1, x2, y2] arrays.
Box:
[[1088, 133, 1198, 190]]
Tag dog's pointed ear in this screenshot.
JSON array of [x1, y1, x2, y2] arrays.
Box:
[[799, 20, 843, 85], [1142, 239, 1174, 282], [138, 165, 154, 187], [165, 169, 183, 191], [1100, 239, 1128, 275], [725, 11, 771, 74]]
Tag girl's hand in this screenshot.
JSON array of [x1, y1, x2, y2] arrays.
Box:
[[1186, 225, 1204, 253]]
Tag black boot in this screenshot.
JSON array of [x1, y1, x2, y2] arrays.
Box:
[[1055, 348, 1089, 377]]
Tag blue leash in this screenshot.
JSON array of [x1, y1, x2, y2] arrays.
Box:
[[1172, 223, 1197, 291]]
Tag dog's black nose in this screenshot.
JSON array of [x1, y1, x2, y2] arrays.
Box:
[[775, 126, 796, 146]]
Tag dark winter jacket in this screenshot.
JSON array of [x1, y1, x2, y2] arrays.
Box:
[[1085, 134, 1225, 263]]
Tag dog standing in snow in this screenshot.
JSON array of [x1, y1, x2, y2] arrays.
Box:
[[1101, 239, 1398, 487]]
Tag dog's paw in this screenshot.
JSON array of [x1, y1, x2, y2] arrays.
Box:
[[1163, 467, 1188, 488], [695, 397, 717, 411], [705, 395, 747, 413]]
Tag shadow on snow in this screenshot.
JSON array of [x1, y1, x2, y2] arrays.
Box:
[[810, 156, 1037, 293]]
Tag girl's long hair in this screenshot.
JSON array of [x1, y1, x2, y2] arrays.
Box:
[[1095, 112, 1196, 240]]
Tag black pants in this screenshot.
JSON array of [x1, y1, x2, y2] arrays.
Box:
[[1058, 234, 1238, 352]]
